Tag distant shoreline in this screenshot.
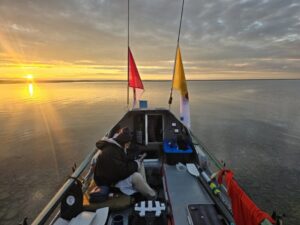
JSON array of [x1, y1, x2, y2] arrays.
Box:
[[0, 78, 300, 84]]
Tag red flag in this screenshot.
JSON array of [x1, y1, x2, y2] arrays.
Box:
[[129, 47, 144, 89], [218, 170, 275, 225], [128, 47, 144, 108]]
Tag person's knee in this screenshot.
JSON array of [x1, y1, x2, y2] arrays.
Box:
[[131, 172, 156, 199], [132, 172, 143, 183]]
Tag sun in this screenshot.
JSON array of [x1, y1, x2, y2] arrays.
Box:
[[26, 74, 34, 80]]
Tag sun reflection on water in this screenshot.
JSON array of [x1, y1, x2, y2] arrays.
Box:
[[22, 78, 46, 101], [28, 83, 34, 97]]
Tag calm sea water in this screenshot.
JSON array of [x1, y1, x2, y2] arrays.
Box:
[[0, 80, 299, 224]]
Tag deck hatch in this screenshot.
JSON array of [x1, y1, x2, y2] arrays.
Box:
[[187, 204, 225, 225]]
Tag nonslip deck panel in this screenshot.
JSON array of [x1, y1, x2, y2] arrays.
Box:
[[163, 165, 214, 225], [188, 204, 225, 225]]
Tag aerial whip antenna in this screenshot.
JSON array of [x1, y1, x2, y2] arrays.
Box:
[[126, 0, 144, 110], [168, 0, 185, 109], [127, 0, 130, 109]]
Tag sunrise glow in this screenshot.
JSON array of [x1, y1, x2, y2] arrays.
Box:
[[26, 74, 33, 80], [0, 1, 299, 81]]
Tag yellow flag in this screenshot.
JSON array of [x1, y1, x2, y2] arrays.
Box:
[[172, 46, 191, 128], [173, 46, 188, 98]]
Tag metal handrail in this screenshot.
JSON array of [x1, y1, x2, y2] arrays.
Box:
[[31, 148, 98, 225], [189, 131, 224, 170]]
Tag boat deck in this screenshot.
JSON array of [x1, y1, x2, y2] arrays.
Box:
[[163, 164, 214, 225]]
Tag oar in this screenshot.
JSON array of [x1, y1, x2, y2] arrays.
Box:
[[187, 164, 223, 194], [186, 163, 235, 225], [186, 163, 200, 177], [186, 163, 229, 196], [186, 164, 230, 205]]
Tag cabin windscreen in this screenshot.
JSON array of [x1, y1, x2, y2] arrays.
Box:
[[146, 115, 163, 144], [134, 114, 145, 144]]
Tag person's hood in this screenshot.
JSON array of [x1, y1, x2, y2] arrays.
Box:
[[96, 137, 122, 149], [114, 127, 132, 145]]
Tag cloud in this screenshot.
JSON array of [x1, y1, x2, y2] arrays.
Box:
[[10, 24, 38, 33], [0, 0, 299, 79]]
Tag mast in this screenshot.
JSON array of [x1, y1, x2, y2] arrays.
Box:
[[168, 0, 185, 109], [127, 0, 130, 108]]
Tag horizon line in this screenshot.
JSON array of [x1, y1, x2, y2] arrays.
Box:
[[1, 78, 300, 84]]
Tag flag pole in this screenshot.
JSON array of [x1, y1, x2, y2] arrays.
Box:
[[133, 88, 136, 108], [127, 0, 130, 109], [168, 0, 185, 109]]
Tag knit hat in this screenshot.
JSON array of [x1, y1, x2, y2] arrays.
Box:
[[114, 127, 132, 146]]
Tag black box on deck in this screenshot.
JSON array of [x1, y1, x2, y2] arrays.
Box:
[[163, 140, 193, 165]]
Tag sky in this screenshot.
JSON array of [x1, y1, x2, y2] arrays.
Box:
[[0, 0, 299, 80]]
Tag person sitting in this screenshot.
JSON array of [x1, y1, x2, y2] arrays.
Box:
[[93, 127, 156, 199]]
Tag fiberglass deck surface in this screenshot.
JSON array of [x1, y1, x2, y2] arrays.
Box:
[[163, 164, 214, 225]]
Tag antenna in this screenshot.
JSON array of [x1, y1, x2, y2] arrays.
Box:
[[127, 0, 130, 109], [168, 0, 185, 109]]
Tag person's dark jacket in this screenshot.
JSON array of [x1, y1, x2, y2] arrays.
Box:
[[94, 139, 138, 186]]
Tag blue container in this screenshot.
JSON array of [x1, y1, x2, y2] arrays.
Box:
[[139, 100, 148, 109], [163, 140, 193, 165], [163, 140, 193, 153]]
